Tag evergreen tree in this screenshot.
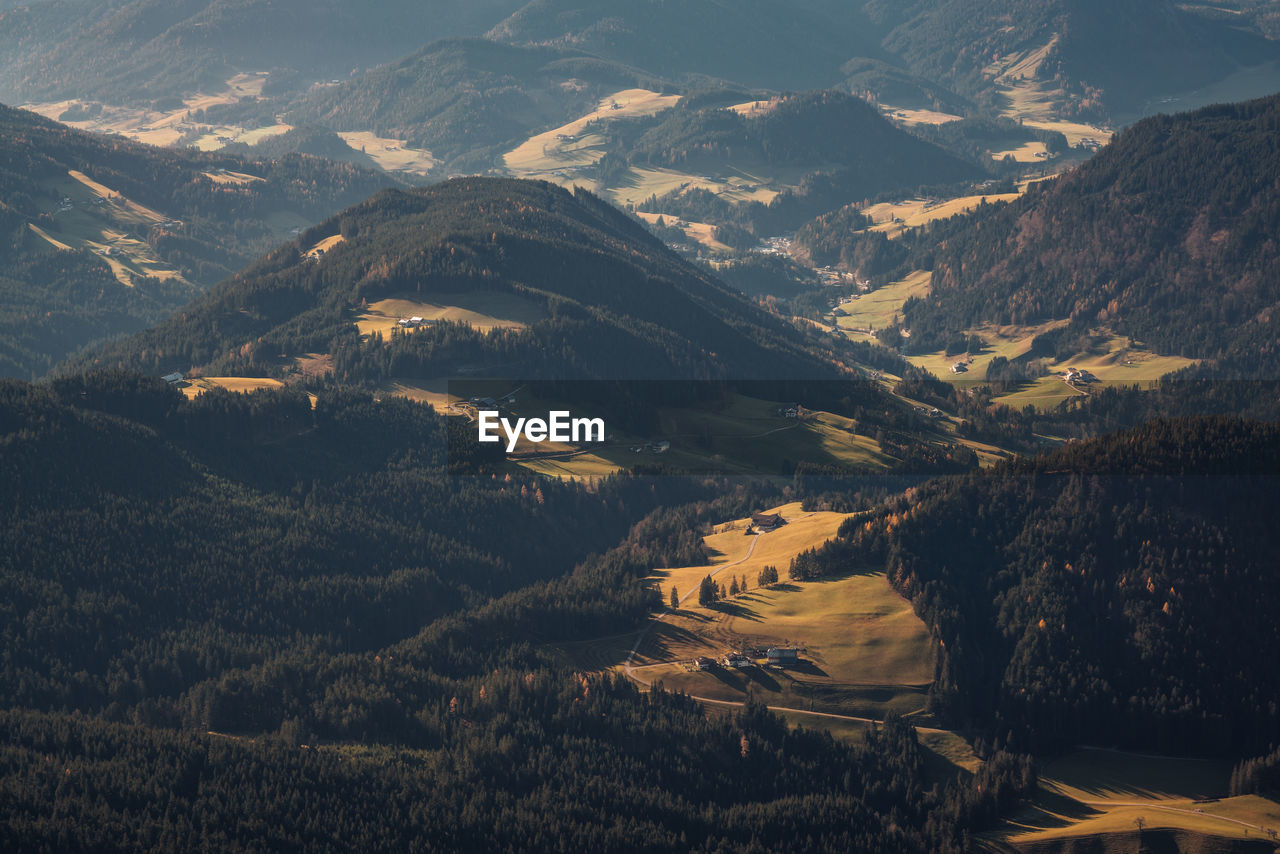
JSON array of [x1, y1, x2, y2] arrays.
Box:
[[698, 575, 717, 607]]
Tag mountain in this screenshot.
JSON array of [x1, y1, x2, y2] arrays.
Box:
[[873, 0, 1279, 119], [899, 94, 1280, 374], [285, 38, 664, 171], [630, 90, 981, 234], [795, 415, 1280, 755], [0, 374, 1031, 852], [630, 90, 975, 178], [0, 0, 526, 104], [487, 0, 884, 90], [73, 176, 856, 384], [0, 103, 392, 379]]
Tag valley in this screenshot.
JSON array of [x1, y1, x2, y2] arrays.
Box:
[[2, 3, 1279, 852]]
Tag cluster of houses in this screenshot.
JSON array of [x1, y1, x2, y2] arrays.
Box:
[[777, 403, 801, 419], [55, 195, 109, 214], [396, 316, 435, 329], [757, 236, 791, 256], [1063, 367, 1099, 386], [691, 646, 801, 671]]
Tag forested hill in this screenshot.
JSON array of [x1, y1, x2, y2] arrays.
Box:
[[0, 374, 1034, 851], [75, 177, 858, 384], [872, 0, 1278, 119], [631, 90, 976, 181], [795, 416, 1280, 755], [901, 94, 1280, 374], [285, 39, 664, 170], [487, 0, 882, 90], [0, 103, 391, 380], [0, 0, 526, 104]]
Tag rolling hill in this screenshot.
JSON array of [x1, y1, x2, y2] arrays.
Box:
[[898, 94, 1280, 375], [0, 373, 1032, 852], [285, 38, 665, 171], [487, 0, 883, 90], [0, 0, 527, 104], [71, 176, 860, 385], [0, 103, 392, 379], [799, 416, 1280, 755], [628, 90, 980, 232], [873, 0, 1280, 120]]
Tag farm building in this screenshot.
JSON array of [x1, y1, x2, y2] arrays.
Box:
[[766, 647, 799, 666], [722, 652, 751, 669], [751, 512, 785, 531], [161, 372, 184, 384], [693, 656, 715, 671], [950, 361, 968, 374]]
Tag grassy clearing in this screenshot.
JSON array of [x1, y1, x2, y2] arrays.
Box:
[[864, 193, 1023, 237], [28, 223, 73, 251], [503, 88, 682, 178], [991, 747, 1280, 849], [201, 170, 266, 185], [905, 323, 1054, 385], [68, 170, 166, 226], [627, 501, 936, 720], [990, 140, 1049, 162], [978, 34, 1114, 150], [382, 377, 454, 410], [880, 105, 965, 126], [633, 211, 733, 253], [728, 98, 781, 117], [651, 501, 844, 608], [26, 73, 277, 149], [834, 270, 931, 336], [633, 569, 936, 719], [355, 292, 545, 337], [305, 233, 345, 259], [993, 337, 1196, 410], [602, 161, 788, 209], [181, 376, 285, 399], [336, 132, 436, 175], [906, 325, 1193, 408], [1024, 118, 1113, 148], [29, 172, 188, 286]]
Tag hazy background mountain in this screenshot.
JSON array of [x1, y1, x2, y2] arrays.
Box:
[[0, 0, 527, 103], [0, 104, 392, 379]]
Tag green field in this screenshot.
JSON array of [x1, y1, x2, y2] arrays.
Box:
[[834, 270, 932, 338], [906, 326, 1197, 409]]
